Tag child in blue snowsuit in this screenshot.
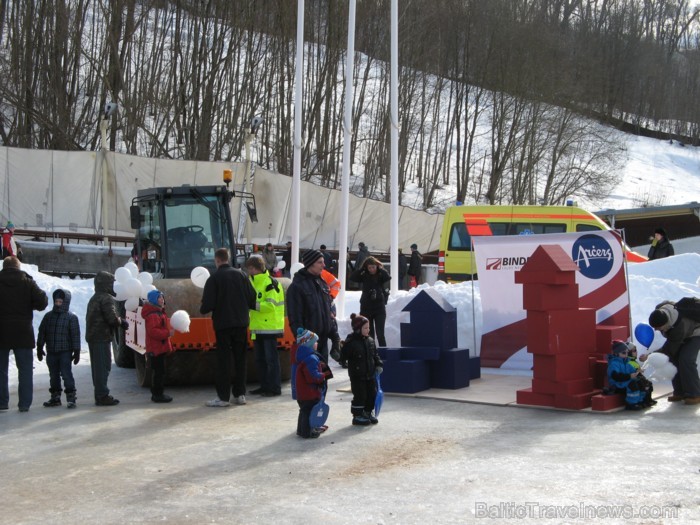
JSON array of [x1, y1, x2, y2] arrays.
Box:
[[293, 328, 333, 438], [607, 340, 649, 410], [37, 289, 81, 408]]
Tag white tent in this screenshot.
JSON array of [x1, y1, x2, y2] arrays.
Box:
[[0, 145, 442, 252]]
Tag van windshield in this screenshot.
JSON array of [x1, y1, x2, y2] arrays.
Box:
[[448, 221, 567, 251]]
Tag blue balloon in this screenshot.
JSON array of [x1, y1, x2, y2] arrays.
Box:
[[634, 323, 655, 348]]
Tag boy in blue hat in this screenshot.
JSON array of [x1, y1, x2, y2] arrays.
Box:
[[293, 328, 333, 438], [142, 289, 174, 403]]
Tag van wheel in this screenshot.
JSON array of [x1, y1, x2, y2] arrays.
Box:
[[134, 352, 151, 388]]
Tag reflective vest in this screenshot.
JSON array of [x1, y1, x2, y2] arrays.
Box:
[[249, 270, 285, 338]]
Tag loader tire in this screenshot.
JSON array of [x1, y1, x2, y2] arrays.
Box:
[[113, 327, 135, 369], [134, 352, 151, 388]]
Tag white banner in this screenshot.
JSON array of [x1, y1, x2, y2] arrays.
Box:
[[472, 230, 629, 370]]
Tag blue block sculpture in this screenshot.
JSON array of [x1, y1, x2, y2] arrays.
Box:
[[380, 289, 479, 393]]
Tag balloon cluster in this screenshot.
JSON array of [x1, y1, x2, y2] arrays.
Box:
[[114, 262, 156, 312]]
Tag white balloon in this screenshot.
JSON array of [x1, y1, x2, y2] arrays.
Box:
[[190, 266, 210, 288], [124, 277, 142, 298], [170, 310, 191, 333], [124, 297, 140, 312], [125, 261, 139, 277], [656, 362, 677, 381], [290, 262, 304, 276], [115, 267, 132, 283], [276, 260, 286, 270], [137, 272, 153, 286], [114, 281, 129, 301], [141, 283, 156, 299], [645, 352, 669, 368]]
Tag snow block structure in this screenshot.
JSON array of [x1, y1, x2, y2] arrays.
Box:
[[379, 288, 479, 393], [514, 245, 628, 411]]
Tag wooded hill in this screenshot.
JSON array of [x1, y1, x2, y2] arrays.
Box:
[[1, 0, 699, 210]]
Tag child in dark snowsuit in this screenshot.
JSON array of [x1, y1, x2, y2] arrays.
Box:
[[607, 340, 651, 410], [341, 313, 383, 426], [293, 328, 333, 438], [37, 289, 81, 408]]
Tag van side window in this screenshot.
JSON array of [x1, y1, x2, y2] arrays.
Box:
[[448, 223, 472, 251], [576, 223, 603, 232]]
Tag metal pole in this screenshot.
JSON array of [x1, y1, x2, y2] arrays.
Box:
[[337, 0, 356, 318], [389, 0, 399, 295], [291, 0, 304, 268]]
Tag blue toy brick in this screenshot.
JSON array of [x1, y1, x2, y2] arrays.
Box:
[[400, 323, 413, 347], [430, 348, 471, 389], [400, 346, 441, 360], [402, 288, 456, 314], [468, 356, 481, 380], [378, 347, 403, 361], [380, 359, 431, 394]]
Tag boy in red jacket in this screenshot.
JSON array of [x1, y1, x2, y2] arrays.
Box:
[[294, 328, 332, 438], [142, 290, 173, 403]]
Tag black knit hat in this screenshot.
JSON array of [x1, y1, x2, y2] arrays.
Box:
[[654, 227, 668, 237], [611, 340, 630, 355], [302, 249, 323, 268], [649, 309, 669, 329]]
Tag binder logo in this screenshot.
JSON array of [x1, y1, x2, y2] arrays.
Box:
[[571, 234, 614, 279]]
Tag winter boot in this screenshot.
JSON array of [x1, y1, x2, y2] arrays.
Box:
[[352, 413, 371, 426], [43, 396, 62, 408], [43, 389, 62, 408], [66, 390, 77, 409], [151, 393, 173, 403], [368, 411, 379, 425]]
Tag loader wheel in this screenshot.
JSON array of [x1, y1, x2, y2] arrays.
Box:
[[134, 352, 152, 388], [113, 327, 135, 368]]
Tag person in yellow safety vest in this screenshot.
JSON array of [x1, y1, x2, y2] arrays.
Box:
[[245, 256, 285, 397], [321, 269, 341, 300]]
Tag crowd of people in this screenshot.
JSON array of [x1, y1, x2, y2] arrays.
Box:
[[3, 226, 694, 431]]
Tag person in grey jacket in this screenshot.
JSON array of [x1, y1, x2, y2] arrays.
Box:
[[645, 300, 700, 405], [86, 271, 126, 406], [0, 256, 48, 412]]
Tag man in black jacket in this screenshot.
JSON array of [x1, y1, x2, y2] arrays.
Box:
[[201, 248, 256, 407], [0, 256, 48, 412], [287, 249, 333, 362]]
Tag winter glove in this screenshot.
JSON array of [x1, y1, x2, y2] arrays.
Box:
[[72, 349, 80, 365], [37, 348, 45, 362], [376, 367, 383, 376], [330, 340, 341, 363], [120, 319, 130, 331]]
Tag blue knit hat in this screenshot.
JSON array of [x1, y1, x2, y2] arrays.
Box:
[[6, 221, 14, 229], [296, 327, 318, 348], [147, 289, 163, 305]]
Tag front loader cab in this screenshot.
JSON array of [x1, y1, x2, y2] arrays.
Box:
[[130, 185, 236, 278]]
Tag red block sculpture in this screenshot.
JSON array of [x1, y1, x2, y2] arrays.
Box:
[[514, 245, 623, 410]]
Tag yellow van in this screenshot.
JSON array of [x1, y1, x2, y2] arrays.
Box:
[[437, 204, 645, 281]]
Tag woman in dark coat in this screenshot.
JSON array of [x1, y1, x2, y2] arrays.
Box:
[[647, 228, 675, 260], [350, 256, 391, 346]]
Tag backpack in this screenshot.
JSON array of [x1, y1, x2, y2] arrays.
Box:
[[674, 297, 700, 323]]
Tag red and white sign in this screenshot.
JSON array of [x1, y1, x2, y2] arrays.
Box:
[[472, 230, 629, 369]]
